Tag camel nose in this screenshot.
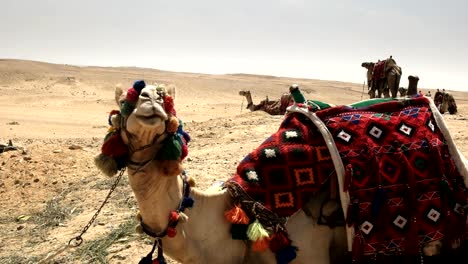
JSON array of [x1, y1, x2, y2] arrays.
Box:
[[140, 90, 151, 98]]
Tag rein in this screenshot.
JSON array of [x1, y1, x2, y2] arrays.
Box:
[[139, 171, 194, 264]]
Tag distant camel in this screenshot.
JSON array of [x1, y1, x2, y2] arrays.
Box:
[[361, 56, 402, 98], [239, 90, 292, 115]]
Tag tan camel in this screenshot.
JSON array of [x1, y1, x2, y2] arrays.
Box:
[[94, 82, 463, 263], [95, 83, 347, 264], [361, 56, 402, 98], [239, 90, 292, 115], [440, 92, 458, 115]]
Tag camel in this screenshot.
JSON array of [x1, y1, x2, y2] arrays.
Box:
[[94, 81, 468, 264], [440, 92, 458, 115], [239, 90, 293, 115], [398, 87, 407, 97], [361, 56, 402, 99], [95, 81, 348, 264]]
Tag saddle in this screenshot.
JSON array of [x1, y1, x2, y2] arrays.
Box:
[[226, 96, 468, 261]]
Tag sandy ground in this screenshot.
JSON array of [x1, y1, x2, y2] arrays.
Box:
[[0, 59, 467, 263]]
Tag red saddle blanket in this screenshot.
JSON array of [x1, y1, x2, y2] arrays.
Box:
[[372, 60, 386, 81], [229, 97, 468, 257]]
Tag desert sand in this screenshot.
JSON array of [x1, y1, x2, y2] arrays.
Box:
[[0, 59, 467, 263]]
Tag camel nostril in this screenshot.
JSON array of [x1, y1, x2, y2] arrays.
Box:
[[140, 91, 150, 98]]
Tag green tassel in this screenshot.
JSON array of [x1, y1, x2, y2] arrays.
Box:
[[160, 134, 182, 160], [121, 101, 135, 116], [247, 219, 270, 241]]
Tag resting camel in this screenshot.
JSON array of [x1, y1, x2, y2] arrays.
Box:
[[95, 81, 468, 263], [239, 90, 293, 115]]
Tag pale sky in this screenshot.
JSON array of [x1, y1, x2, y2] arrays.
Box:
[[1, 0, 467, 91]]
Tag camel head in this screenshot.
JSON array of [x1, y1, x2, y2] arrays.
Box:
[[94, 80, 189, 177], [361, 62, 374, 70]]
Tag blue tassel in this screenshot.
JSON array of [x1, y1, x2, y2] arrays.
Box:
[[181, 197, 194, 208], [371, 186, 387, 218], [133, 80, 146, 93], [275, 245, 298, 264]]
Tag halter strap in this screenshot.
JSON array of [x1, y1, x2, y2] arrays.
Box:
[[139, 171, 194, 239]]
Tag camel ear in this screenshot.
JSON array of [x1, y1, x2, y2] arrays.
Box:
[[166, 85, 176, 100], [115, 84, 124, 106]]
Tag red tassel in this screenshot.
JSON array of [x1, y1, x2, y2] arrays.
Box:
[[252, 237, 271, 252], [152, 260, 160, 264], [102, 132, 128, 157], [166, 227, 177, 238], [224, 205, 250, 224], [269, 231, 291, 253]]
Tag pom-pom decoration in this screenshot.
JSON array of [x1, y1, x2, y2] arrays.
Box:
[[163, 95, 176, 116], [126, 87, 139, 103], [133, 80, 146, 93], [166, 227, 177, 238]]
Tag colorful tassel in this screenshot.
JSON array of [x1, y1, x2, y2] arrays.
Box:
[[166, 227, 177, 238], [247, 219, 270, 241], [159, 134, 182, 161], [181, 197, 194, 209], [133, 80, 146, 93], [275, 245, 297, 264], [230, 224, 249, 240], [169, 211, 179, 222], [269, 231, 292, 253], [252, 237, 271, 252], [224, 205, 250, 224], [126, 87, 139, 103]]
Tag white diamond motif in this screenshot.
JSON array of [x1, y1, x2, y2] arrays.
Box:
[[399, 124, 413, 135], [393, 215, 408, 229], [427, 208, 441, 222], [369, 126, 383, 138], [360, 221, 374, 235], [428, 120, 435, 132], [285, 131, 298, 138], [337, 130, 352, 142], [246, 171, 259, 181], [264, 148, 276, 158]]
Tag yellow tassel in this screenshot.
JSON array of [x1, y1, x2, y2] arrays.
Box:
[[247, 219, 270, 241]]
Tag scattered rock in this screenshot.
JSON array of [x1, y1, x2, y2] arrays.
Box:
[[52, 180, 58, 185], [23, 156, 32, 161], [52, 149, 62, 153], [17, 225, 24, 231], [69, 144, 82, 150], [33, 178, 40, 183]]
